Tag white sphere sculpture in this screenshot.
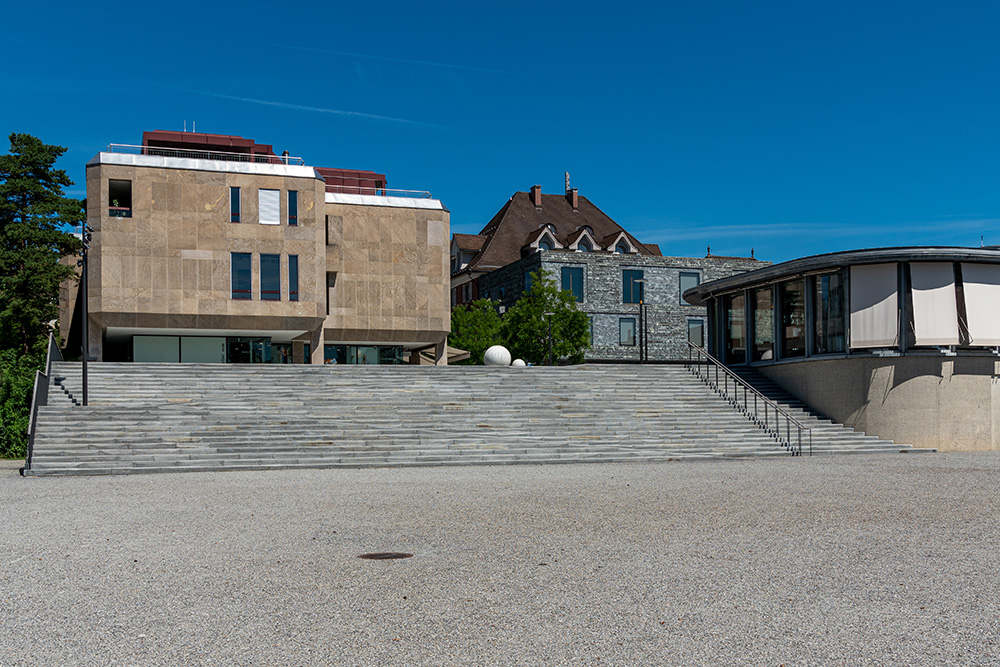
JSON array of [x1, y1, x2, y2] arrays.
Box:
[[511, 359, 526, 367], [483, 345, 512, 366]]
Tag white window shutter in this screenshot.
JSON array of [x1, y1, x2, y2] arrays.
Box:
[[259, 189, 280, 225]]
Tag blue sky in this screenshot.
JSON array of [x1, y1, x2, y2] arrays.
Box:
[[2, 0, 998, 263]]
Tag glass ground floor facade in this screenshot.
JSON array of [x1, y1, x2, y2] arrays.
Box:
[[126, 334, 405, 364]]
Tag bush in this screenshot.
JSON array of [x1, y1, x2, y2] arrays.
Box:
[[0, 349, 42, 459]]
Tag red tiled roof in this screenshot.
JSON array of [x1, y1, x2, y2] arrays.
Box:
[[453, 234, 488, 251], [465, 190, 659, 272]]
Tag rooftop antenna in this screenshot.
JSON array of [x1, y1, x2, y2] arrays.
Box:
[[193, 120, 196, 133], [751, 247, 755, 259], [183, 120, 186, 132], [564, 171, 570, 194], [982, 235, 985, 247]]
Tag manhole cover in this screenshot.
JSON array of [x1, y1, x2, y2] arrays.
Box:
[[358, 552, 413, 560]]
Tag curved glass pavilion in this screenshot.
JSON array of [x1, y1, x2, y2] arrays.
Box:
[[683, 246, 1000, 365], [683, 247, 1000, 452]]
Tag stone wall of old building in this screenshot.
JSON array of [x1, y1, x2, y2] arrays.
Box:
[[478, 250, 766, 362]]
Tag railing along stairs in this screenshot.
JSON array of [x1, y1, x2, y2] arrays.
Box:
[[685, 342, 811, 456], [22, 334, 62, 475]]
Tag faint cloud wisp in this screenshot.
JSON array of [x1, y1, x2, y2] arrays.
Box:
[[157, 85, 442, 128]]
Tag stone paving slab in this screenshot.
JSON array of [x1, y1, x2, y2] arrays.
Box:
[[1, 454, 999, 666]]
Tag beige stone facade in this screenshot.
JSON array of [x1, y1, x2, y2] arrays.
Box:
[[66, 142, 450, 364]]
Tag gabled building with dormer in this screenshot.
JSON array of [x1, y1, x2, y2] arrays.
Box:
[[451, 182, 766, 361]]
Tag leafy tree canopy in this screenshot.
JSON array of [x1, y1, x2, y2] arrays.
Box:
[[449, 299, 503, 364], [501, 269, 590, 365], [0, 133, 83, 356]]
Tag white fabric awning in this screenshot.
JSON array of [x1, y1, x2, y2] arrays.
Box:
[[910, 263, 959, 346], [961, 263, 1000, 346], [850, 263, 898, 348]]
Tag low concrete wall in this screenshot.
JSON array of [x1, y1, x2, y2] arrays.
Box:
[[759, 356, 1000, 452]]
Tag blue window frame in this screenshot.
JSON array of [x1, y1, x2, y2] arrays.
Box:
[[288, 191, 298, 225], [562, 266, 584, 302], [231, 253, 251, 300], [289, 255, 299, 301], [230, 187, 241, 223], [620, 318, 636, 346], [261, 253, 281, 301], [679, 272, 700, 304], [623, 269, 644, 304]]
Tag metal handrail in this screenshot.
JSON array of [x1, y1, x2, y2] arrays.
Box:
[[24, 334, 63, 473], [325, 184, 432, 199], [105, 144, 306, 166], [685, 342, 811, 456]]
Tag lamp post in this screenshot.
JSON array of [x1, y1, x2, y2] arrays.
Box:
[[634, 279, 647, 364], [544, 311, 554, 366], [79, 221, 91, 406]]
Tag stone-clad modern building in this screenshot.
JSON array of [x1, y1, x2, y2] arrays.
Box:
[[452, 182, 766, 361], [63, 130, 450, 365]]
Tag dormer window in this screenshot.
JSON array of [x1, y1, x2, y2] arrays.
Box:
[[578, 238, 592, 252], [539, 239, 553, 251], [615, 241, 630, 254]]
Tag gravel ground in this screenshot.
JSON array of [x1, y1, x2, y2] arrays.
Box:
[[1, 454, 999, 666]]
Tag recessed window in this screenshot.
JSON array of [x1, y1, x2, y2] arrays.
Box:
[[623, 269, 644, 303], [326, 272, 337, 315], [288, 191, 298, 225], [259, 189, 280, 225], [230, 187, 241, 223], [231, 253, 252, 300], [688, 318, 705, 347], [524, 271, 533, 292], [260, 254, 281, 300], [679, 272, 700, 304], [620, 318, 636, 346], [289, 255, 299, 302], [109, 180, 132, 218], [562, 266, 584, 302]]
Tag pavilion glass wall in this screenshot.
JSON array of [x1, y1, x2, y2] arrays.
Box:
[[779, 279, 806, 358], [813, 271, 846, 354], [724, 293, 747, 364], [752, 287, 774, 362]]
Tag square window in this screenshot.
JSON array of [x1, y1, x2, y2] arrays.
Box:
[[109, 180, 132, 218], [679, 272, 700, 304], [231, 253, 252, 300], [620, 318, 636, 346], [623, 269, 644, 303], [259, 189, 280, 225], [260, 253, 281, 300], [230, 187, 241, 223], [561, 266, 584, 302]]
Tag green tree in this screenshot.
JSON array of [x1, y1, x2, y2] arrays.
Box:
[[0, 134, 83, 459], [0, 133, 83, 356], [502, 269, 590, 365], [449, 299, 503, 364]]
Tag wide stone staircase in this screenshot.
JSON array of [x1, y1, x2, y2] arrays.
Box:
[[724, 365, 911, 455], [23, 362, 920, 476]]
